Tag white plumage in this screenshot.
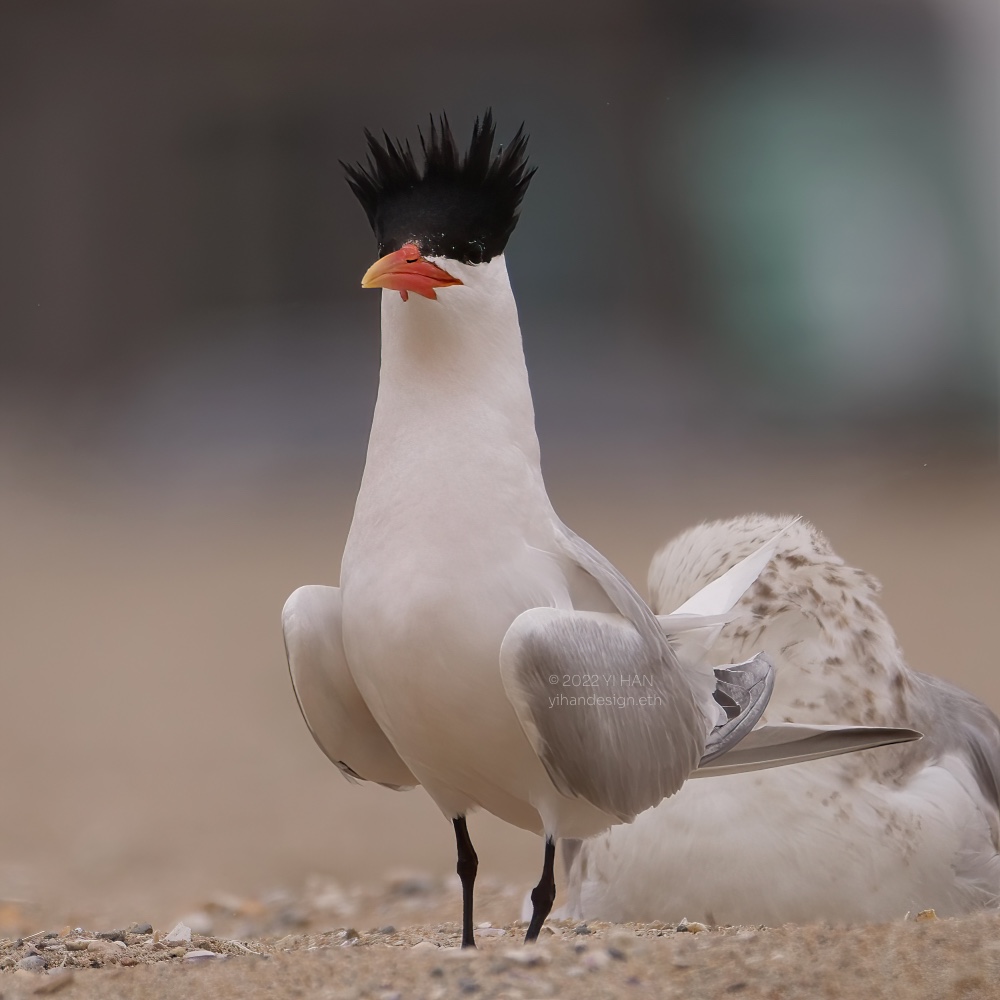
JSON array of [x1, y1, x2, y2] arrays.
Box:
[[563, 514, 1000, 924]]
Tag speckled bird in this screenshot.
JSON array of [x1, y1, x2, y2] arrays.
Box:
[[562, 514, 1000, 924]]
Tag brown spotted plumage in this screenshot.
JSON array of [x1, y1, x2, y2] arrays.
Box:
[[563, 514, 1000, 924]]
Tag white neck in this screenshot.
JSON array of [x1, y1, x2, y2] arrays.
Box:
[[365, 254, 542, 475], [357, 256, 550, 544]]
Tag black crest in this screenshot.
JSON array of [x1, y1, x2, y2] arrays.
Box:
[[342, 110, 535, 265]]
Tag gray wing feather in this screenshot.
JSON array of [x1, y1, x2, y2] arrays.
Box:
[[700, 652, 775, 764], [912, 671, 1000, 812], [553, 523, 782, 763], [693, 722, 922, 776], [499, 607, 706, 822], [553, 524, 670, 651], [283, 585, 417, 790]]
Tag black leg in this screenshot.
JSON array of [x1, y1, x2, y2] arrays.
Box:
[[524, 837, 557, 943], [453, 816, 478, 949]]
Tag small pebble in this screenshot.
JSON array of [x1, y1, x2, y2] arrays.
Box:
[[128, 923, 153, 935], [96, 929, 126, 942], [64, 940, 91, 952], [16, 955, 46, 971], [411, 940, 438, 953], [916, 909, 938, 922], [164, 922, 192, 944], [179, 911, 214, 935], [502, 946, 551, 967], [379, 925, 396, 935], [676, 918, 708, 933], [574, 923, 591, 935], [184, 949, 223, 961]]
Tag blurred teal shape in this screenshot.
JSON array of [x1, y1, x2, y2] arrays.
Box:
[[658, 53, 991, 418]]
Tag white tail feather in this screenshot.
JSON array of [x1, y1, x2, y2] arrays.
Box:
[[658, 518, 801, 660], [670, 517, 800, 618]]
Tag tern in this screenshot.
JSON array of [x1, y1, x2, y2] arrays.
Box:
[[282, 112, 920, 946], [562, 515, 1000, 924]]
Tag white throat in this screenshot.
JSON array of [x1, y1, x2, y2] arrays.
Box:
[[345, 254, 551, 572], [373, 255, 537, 430], [367, 254, 542, 470]]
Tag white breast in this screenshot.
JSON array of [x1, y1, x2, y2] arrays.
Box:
[[338, 255, 616, 836]]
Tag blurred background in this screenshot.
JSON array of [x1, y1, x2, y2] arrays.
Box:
[[0, 0, 997, 931]]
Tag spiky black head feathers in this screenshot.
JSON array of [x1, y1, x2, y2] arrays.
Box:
[[342, 110, 535, 265]]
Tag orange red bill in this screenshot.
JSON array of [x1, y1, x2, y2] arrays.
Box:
[[361, 243, 463, 301]]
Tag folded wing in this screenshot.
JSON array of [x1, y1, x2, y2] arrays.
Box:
[[499, 607, 706, 822], [283, 585, 417, 790], [500, 607, 921, 821]]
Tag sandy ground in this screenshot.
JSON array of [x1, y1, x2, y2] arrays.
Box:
[[4, 900, 1000, 999], [1, 439, 997, 997]]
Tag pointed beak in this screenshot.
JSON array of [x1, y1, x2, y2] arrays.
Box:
[[361, 244, 463, 302]]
